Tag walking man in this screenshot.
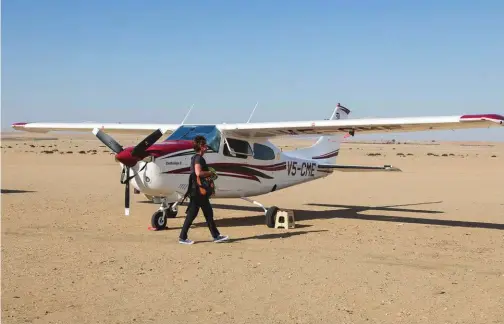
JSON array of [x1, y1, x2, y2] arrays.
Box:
[[179, 135, 229, 244]]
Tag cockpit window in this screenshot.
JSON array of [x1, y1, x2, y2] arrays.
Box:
[[166, 125, 221, 152]]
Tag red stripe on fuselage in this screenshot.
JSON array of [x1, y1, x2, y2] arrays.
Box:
[[312, 149, 340, 159], [116, 140, 194, 167]]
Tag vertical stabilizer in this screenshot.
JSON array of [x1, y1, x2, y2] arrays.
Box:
[[285, 103, 351, 164]]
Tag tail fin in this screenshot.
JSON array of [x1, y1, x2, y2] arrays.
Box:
[[285, 103, 351, 164]]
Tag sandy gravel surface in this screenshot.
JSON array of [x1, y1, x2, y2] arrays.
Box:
[[2, 134, 503, 324]]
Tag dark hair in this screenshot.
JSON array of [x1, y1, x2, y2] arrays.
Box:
[[193, 135, 207, 152]]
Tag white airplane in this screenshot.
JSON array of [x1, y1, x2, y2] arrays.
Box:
[[12, 104, 503, 230]]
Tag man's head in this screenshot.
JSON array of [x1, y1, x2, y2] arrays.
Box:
[[193, 135, 208, 154]]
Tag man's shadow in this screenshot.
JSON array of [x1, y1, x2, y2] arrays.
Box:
[[194, 229, 328, 244]]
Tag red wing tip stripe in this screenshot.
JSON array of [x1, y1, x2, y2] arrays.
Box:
[[12, 122, 28, 127], [460, 114, 504, 122]]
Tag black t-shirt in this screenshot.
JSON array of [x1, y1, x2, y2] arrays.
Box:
[[190, 154, 208, 173], [189, 154, 209, 197]]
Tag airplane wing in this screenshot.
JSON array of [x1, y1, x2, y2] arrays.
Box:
[[318, 164, 402, 172], [11, 122, 180, 136], [218, 114, 504, 139], [12, 113, 503, 138]]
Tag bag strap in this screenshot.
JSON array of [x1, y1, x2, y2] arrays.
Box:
[[179, 154, 198, 204]]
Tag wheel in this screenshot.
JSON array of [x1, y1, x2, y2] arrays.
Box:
[[165, 203, 178, 218], [151, 210, 167, 230], [265, 206, 278, 228]]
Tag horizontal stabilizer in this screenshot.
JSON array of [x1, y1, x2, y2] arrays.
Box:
[[318, 164, 401, 172]]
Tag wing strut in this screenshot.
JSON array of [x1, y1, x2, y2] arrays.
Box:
[[246, 101, 259, 123], [181, 104, 195, 125]]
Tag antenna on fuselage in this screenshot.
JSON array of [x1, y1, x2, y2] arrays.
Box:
[[246, 101, 259, 123], [181, 104, 195, 125]]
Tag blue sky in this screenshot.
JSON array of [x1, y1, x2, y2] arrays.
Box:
[[2, 0, 504, 141]]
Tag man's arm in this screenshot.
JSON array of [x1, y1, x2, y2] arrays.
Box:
[[194, 162, 212, 178]]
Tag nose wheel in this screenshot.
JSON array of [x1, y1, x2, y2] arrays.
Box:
[[150, 202, 178, 230]]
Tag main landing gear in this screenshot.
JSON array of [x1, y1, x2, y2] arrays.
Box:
[[150, 198, 179, 230], [240, 197, 279, 228]]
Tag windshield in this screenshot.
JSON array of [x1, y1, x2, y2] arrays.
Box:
[[166, 125, 221, 152]]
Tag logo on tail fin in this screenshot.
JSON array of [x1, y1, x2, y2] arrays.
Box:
[[330, 103, 351, 120], [337, 103, 351, 115]]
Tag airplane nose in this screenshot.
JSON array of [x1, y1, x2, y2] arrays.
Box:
[[115, 149, 139, 167]]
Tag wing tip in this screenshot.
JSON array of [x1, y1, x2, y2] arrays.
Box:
[[11, 122, 28, 130], [11, 122, 50, 133], [460, 114, 504, 124], [384, 165, 402, 172]]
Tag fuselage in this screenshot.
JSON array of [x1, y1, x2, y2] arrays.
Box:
[[123, 125, 333, 200]]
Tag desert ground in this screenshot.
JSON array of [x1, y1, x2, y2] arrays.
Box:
[[2, 132, 504, 324]]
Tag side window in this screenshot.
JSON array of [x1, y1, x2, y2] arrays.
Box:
[[253, 143, 275, 160], [223, 138, 252, 159]]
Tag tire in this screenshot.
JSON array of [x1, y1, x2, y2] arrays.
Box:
[[151, 210, 167, 230], [265, 206, 278, 228]]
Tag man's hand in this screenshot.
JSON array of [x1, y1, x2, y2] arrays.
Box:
[[202, 171, 213, 178], [208, 167, 218, 180]]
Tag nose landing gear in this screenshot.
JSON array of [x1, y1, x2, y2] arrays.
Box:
[[150, 199, 179, 230]]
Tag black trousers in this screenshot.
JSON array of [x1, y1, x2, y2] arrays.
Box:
[[179, 195, 220, 240]]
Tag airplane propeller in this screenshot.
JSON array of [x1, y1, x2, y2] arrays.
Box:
[[92, 128, 124, 154], [92, 128, 164, 216]]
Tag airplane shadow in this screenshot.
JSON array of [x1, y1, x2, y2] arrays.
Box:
[[203, 201, 504, 231], [1, 189, 36, 194], [176, 203, 313, 229]]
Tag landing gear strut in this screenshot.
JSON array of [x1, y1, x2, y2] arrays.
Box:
[[150, 198, 178, 230], [240, 197, 278, 228]]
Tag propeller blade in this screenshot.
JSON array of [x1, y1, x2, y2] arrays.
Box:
[[125, 176, 130, 216], [121, 166, 131, 216], [131, 129, 163, 157], [92, 128, 124, 154]]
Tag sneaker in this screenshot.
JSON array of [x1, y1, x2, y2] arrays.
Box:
[[179, 238, 194, 245], [213, 235, 229, 243]]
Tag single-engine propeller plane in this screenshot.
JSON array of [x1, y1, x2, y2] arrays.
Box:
[[12, 104, 503, 230]]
